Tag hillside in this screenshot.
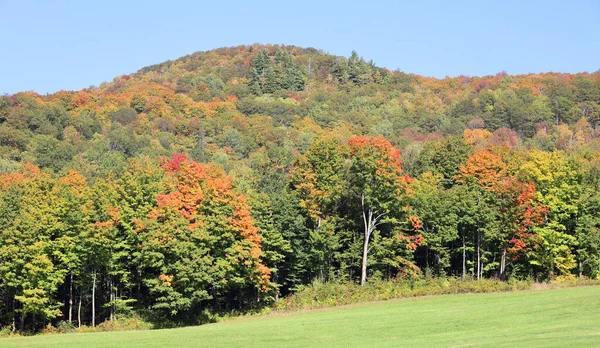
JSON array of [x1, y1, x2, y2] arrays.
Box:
[[3, 286, 600, 347], [2, 44, 599, 173], [1, 44, 600, 333]]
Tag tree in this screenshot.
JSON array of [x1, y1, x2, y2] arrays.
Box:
[[247, 191, 292, 300], [520, 150, 580, 278], [0, 164, 66, 331], [29, 135, 75, 172], [415, 135, 473, 188], [492, 178, 546, 280], [411, 173, 458, 275], [458, 150, 546, 280], [291, 136, 346, 225], [347, 51, 372, 86], [53, 170, 94, 325], [291, 136, 346, 282], [346, 136, 416, 285], [139, 155, 271, 319]]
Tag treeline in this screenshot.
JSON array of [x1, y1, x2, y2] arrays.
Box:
[[1, 135, 600, 332], [1, 45, 600, 332]]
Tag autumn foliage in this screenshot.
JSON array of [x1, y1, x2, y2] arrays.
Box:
[[1, 44, 600, 332]]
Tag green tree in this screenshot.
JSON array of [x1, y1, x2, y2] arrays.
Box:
[[346, 136, 415, 285]]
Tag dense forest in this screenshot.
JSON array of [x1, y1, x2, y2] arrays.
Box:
[[1, 44, 600, 332]]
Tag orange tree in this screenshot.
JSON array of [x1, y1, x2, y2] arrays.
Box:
[[138, 154, 271, 321], [458, 150, 546, 280]]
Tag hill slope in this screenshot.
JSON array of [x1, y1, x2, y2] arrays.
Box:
[[4, 286, 600, 347]]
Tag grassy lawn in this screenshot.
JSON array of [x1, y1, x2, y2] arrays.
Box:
[[4, 286, 600, 347]]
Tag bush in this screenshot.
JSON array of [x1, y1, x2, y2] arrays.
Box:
[[0, 326, 18, 338], [552, 275, 599, 287], [41, 323, 60, 335], [96, 317, 152, 332], [77, 317, 152, 333], [57, 320, 77, 333], [275, 277, 600, 312], [274, 277, 538, 311]]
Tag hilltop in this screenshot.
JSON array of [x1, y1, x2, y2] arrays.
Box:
[[2, 44, 598, 175]]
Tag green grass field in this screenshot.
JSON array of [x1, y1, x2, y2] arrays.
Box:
[[4, 286, 600, 347]]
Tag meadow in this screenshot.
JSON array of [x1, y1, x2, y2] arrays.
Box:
[[3, 285, 600, 347]]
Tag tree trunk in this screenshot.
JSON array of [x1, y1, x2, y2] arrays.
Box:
[[274, 272, 279, 302], [78, 296, 82, 328], [69, 274, 73, 323], [137, 270, 142, 304], [471, 233, 475, 278], [462, 234, 466, 281], [360, 194, 369, 287], [481, 261, 484, 279], [500, 249, 507, 281], [19, 302, 24, 332], [360, 194, 384, 287], [361, 226, 371, 286], [92, 271, 96, 327], [110, 277, 114, 321], [11, 298, 16, 333], [477, 230, 481, 280]]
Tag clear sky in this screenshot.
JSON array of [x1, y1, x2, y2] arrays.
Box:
[[1, 0, 598, 94]]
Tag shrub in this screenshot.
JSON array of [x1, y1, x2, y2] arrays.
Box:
[[275, 277, 542, 312], [75, 317, 152, 334], [57, 320, 77, 333], [0, 326, 17, 338], [41, 323, 60, 335]]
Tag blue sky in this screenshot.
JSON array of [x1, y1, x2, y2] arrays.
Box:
[[1, 0, 598, 94]]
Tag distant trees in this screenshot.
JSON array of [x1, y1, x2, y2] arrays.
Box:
[[249, 49, 307, 94], [332, 51, 379, 86]]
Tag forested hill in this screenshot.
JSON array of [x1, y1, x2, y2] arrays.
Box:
[[2, 44, 599, 170], [1, 44, 600, 332]]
